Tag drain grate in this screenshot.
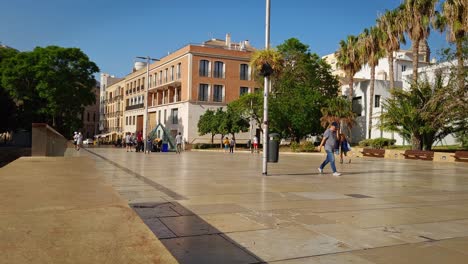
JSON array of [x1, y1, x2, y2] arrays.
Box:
[[345, 194, 373, 198]]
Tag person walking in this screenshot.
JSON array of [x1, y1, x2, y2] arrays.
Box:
[[125, 133, 132, 152], [73, 132, 78, 150], [175, 132, 183, 154], [339, 133, 351, 164], [223, 137, 230, 153], [253, 135, 259, 153], [229, 137, 236, 154], [136, 132, 143, 152], [145, 136, 152, 154], [318, 122, 341, 176], [76, 132, 83, 151]]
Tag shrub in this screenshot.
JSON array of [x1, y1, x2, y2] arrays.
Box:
[[358, 138, 396, 149], [290, 141, 300, 152], [300, 141, 316, 152]]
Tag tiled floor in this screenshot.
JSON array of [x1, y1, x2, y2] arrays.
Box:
[[78, 148, 468, 263]]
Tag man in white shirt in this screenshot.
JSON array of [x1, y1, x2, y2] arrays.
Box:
[[253, 135, 259, 153], [175, 132, 183, 154]]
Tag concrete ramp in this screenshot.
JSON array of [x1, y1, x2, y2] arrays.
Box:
[[0, 157, 177, 264]]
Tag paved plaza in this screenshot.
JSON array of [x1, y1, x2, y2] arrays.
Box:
[[68, 147, 468, 263]]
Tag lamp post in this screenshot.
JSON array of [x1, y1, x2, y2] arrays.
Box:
[[136, 56, 160, 153], [262, 0, 271, 175]]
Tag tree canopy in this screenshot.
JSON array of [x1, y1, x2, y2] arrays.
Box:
[[0, 46, 99, 136]]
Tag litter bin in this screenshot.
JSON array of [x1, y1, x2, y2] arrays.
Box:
[[162, 142, 169, 152], [268, 133, 280, 163]]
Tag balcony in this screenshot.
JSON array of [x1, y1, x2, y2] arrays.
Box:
[[125, 103, 144, 111]]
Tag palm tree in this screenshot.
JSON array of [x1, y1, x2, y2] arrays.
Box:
[[377, 8, 406, 90], [433, 0, 467, 91], [336, 35, 362, 100], [320, 97, 356, 132], [401, 0, 438, 85], [360, 27, 386, 139]]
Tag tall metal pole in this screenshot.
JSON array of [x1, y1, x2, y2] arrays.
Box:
[[262, 0, 270, 175], [144, 57, 150, 153]]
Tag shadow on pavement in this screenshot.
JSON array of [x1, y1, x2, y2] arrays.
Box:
[[130, 202, 265, 264]]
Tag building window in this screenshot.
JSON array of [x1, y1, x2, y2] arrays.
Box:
[[171, 66, 174, 81], [254, 88, 260, 93], [159, 71, 162, 84], [154, 73, 157, 86], [213, 61, 224, 78], [164, 110, 167, 123], [240, 64, 249, 80], [352, 96, 362, 116], [213, 85, 224, 102], [164, 69, 168, 82], [126, 116, 128, 125], [93, 113, 96, 122], [171, 108, 178, 124], [198, 84, 209, 101], [87, 112, 90, 122], [240, 87, 249, 96], [177, 63, 181, 79], [158, 110, 161, 124], [401, 65, 407, 72], [375, 95, 381, 108], [199, 60, 210, 77]]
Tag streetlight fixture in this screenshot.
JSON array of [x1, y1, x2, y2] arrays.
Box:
[[136, 56, 160, 153], [263, 0, 271, 175]]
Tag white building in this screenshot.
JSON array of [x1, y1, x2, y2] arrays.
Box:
[[99, 73, 123, 132]]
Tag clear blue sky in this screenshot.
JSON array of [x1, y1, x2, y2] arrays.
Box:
[[1, 0, 449, 78]]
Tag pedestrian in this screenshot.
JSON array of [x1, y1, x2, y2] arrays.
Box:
[[76, 132, 83, 151], [145, 136, 152, 154], [175, 132, 183, 154], [317, 122, 341, 176], [339, 133, 351, 164], [73, 132, 78, 150], [131, 133, 136, 152], [229, 137, 236, 153], [125, 133, 132, 152], [136, 132, 143, 152], [223, 137, 230, 153], [253, 135, 259, 153]]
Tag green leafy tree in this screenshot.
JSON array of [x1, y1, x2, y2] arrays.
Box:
[[401, 0, 438, 84], [0, 46, 19, 134], [1, 46, 99, 135], [197, 109, 218, 144], [228, 91, 264, 132], [360, 26, 385, 139], [270, 38, 340, 141], [219, 106, 249, 141], [336, 35, 362, 100]]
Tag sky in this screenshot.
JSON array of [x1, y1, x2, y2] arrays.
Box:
[[0, 0, 450, 78]]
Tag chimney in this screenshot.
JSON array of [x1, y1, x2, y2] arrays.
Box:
[[226, 33, 231, 49], [244, 40, 250, 47]]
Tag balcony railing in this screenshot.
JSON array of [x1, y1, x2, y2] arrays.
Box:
[[125, 103, 144, 111]]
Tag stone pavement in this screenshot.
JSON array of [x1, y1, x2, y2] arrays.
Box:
[[74, 147, 468, 264], [0, 156, 177, 264]]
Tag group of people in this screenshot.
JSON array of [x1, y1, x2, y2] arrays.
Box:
[[317, 121, 351, 177], [123, 131, 184, 154]]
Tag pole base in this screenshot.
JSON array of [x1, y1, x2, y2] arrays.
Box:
[[262, 172, 268, 176]]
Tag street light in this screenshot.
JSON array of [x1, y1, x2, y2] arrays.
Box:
[[263, 0, 271, 175], [136, 56, 160, 153]]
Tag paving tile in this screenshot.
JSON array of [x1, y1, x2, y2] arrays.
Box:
[[353, 241, 468, 264], [431, 236, 468, 256], [376, 221, 468, 240], [224, 226, 354, 261], [161, 234, 260, 264], [270, 252, 376, 264], [160, 215, 221, 236], [290, 192, 352, 200], [140, 218, 177, 239], [131, 203, 180, 218], [182, 203, 250, 215], [199, 213, 270, 233]]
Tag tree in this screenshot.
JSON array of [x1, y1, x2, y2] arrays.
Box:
[[336, 35, 363, 100], [401, 0, 438, 85], [380, 72, 466, 150], [378, 8, 407, 91], [320, 97, 356, 131], [0, 46, 19, 134], [1, 46, 99, 136], [197, 109, 217, 143], [360, 26, 385, 139], [433, 0, 468, 91], [219, 106, 249, 140], [270, 38, 340, 141], [228, 91, 264, 132]]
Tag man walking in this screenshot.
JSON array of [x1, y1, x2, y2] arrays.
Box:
[[175, 132, 183, 154], [318, 122, 341, 176]]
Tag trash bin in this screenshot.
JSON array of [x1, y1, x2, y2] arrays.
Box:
[[268, 133, 280, 163], [162, 142, 169, 152]]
